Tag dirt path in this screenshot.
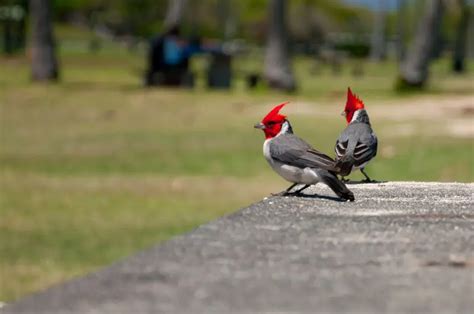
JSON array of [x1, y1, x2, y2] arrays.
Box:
[[286, 95, 474, 138]]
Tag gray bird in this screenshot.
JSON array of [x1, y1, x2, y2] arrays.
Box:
[[335, 88, 378, 182], [255, 102, 355, 201]]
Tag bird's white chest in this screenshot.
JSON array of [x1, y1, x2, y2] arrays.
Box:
[[263, 139, 273, 162], [263, 139, 321, 185]]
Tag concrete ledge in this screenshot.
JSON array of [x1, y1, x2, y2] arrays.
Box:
[[3, 182, 474, 313]]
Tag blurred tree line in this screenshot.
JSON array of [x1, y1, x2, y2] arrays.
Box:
[[49, 0, 375, 44], [1, 0, 472, 89]]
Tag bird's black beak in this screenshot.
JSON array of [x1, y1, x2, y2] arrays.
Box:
[[341, 111, 346, 117], [254, 122, 265, 129]]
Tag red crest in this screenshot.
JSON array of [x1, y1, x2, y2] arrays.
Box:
[[344, 88, 365, 123], [262, 102, 289, 124]]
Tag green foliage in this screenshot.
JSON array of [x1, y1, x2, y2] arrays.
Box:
[[334, 39, 370, 58], [49, 0, 382, 40], [53, 0, 168, 36], [47, 0, 466, 44]]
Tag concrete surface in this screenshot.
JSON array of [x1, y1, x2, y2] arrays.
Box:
[[3, 182, 474, 314]]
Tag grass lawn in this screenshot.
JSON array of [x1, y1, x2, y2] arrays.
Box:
[[0, 40, 473, 301]]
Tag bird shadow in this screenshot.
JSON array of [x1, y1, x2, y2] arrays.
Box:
[[276, 192, 348, 202], [344, 179, 388, 185]]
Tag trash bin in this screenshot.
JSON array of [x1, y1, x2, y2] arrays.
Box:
[[207, 52, 232, 89]]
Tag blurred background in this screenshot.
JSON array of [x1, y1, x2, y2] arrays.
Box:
[[0, 0, 473, 302]]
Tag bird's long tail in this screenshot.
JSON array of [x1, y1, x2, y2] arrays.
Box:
[[318, 170, 355, 201], [335, 155, 355, 177]]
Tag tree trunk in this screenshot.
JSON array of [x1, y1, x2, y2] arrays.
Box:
[[264, 0, 296, 92], [4, 17, 14, 54], [452, 0, 470, 73], [395, 0, 406, 61], [30, 0, 58, 81], [217, 0, 236, 40], [398, 0, 444, 88], [370, 0, 387, 62], [163, 0, 187, 31]]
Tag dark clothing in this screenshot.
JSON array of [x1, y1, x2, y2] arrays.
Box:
[[144, 34, 206, 87]]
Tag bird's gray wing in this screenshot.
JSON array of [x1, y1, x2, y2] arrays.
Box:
[[335, 123, 377, 167], [335, 137, 348, 160], [270, 134, 338, 171], [334, 123, 377, 176], [352, 130, 377, 166]]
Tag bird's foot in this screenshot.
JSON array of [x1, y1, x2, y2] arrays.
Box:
[[272, 190, 306, 197], [361, 178, 377, 183], [272, 191, 290, 197], [272, 183, 310, 196]]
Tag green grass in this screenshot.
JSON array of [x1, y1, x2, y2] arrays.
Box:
[[1, 32, 473, 301]]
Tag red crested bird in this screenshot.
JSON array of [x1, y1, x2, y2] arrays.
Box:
[[335, 88, 378, 182], [254, 102, 355, 201]]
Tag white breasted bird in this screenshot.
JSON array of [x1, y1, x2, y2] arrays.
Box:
[[255, 102, 355, 201], [335, 88, 378, 182]]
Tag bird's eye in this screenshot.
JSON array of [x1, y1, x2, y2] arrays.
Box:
[[267, 121, 275, 126]]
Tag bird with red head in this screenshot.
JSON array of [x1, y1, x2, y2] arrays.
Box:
[[335, 87, 378, 182], [254, 102, 354, 201]]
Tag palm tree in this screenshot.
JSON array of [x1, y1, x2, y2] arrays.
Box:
[[397, 0, 445, 89], [30, 0, 59, 81], [396, 0, 406, 61], [370, 0, 387, 62], [264, 0, 296, 91]]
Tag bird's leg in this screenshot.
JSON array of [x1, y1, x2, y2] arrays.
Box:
[[293, 184, 310, 195], [360, 168, 374, 183], [284, 183, 298, 194], [273, 183, 298, 196]]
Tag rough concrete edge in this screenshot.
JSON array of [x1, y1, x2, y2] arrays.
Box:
[[1, 181, 472, 310]]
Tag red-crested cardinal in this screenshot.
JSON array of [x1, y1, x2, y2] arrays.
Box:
[[335, 88, 378, 182], [255, 102, 355, 201]]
